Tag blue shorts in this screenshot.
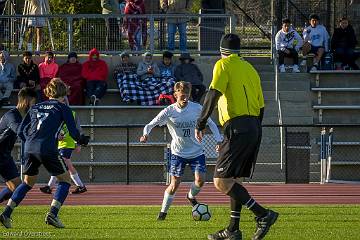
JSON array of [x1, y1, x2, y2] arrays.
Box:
[[23, 152, 68, 176], [0, 156, 20, 181], [59, 148, 74, 159], [310, 45, 325, 55], [169, 154, 206, 177]]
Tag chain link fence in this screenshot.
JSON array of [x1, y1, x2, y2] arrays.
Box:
[[8, 124, 360, 184]]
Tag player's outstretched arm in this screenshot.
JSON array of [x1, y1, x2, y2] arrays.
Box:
[[139, 135, 148, 143]]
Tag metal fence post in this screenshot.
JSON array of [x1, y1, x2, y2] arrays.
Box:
[[284, 127, 288, 181], [67, 16, 73, 52], [149, 15, 155, 52], [230, 15, 236, 33], [126, 126, 130, 185]]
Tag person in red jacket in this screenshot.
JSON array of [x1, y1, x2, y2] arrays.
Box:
[[39, 51, 59, 100], [123, 0, 147, 51], [58, 52, 86, 105], [81, 48, 109, 105]]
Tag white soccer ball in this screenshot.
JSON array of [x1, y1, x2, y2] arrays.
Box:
[[192, 203, 211, 221]]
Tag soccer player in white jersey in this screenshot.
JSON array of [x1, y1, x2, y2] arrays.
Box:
[[140, 81, 222, 220]]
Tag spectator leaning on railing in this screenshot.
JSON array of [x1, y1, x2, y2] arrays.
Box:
[[123, 0, 147, 51], [101, 0, 120, 51], [0, 50, 16, 106], [331, 17, 359, 70], [275, 18, 303, 73], [82, 48, 109, 106], [160, 0, 192, 52], [302, 14, 330, 71]]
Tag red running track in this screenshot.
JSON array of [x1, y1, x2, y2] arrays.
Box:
[[1, 183, 360, 205]]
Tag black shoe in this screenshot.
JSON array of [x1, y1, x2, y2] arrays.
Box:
[[208, 228, 242, 240], [45, 212, 64, 228], [0, 213, 12, 228], [157, 212, 167, 221], [39, 185, 52, 194], [186, 193, 198, 207], [252, 209, 279, 240], [72, 186, 87, 194]]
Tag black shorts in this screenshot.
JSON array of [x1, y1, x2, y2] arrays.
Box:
[[0, 156, 20, 181], [214, 116, 261, 179], [23, 152, 68, 176]]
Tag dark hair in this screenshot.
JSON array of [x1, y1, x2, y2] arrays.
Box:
[[309, 14, 320, 20], [23, 51, 32, 57], [17, 87, 37, 111], [162, 51, 173, 59], [46, 51, 54, 57], [339, 16, 348, 22], [282, 18, 291, 24]]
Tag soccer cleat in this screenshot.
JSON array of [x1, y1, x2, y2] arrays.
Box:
[[72, 186, 87, 194], [45, 212, 65, 228], [0, 214, 12, 228], [157, 212, 167, 221], [207, 228, 242, 240], [186, 193, 198, 207], [252, 209, 279, 240], [39, 185, 52, 194]]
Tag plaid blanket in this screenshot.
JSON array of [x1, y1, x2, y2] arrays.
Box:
[[117, 74, 175, 106]]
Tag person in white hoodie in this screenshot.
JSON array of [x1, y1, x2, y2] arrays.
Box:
[[302, 14, 330, 71], [275, 18, 303, 73]]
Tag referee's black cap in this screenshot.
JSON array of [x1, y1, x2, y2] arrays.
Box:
[[220, 33, 241, 55]]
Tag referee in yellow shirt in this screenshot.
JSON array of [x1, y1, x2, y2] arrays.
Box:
[[196, 33, 278, 240]]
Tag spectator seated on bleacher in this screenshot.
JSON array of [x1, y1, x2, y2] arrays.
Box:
[[174, 52, 205, 103], [58, 52, 86, 105], [113, 51, 137, 81], [158, 50, 176, 80], [275, 18, 303, 73], [39, 51, 58, 99], [118, 52, 174, 105], [302, 14, 330, 71], [331, 17, 359, 70], [0, 50, 16, 106], [16, 51, 40, 90], [82, 48, 109, 106]]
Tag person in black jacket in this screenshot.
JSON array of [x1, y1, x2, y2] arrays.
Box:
[[331, 17, 359, 70], [16, 51, 40, 89]]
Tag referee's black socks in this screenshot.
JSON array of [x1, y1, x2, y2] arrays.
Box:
[[227, 183, 267, 218]]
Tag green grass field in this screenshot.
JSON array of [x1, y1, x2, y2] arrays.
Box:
[[1, 205, 359, 239]]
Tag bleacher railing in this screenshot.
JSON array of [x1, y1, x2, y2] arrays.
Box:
[[0, 13, 260, 55]]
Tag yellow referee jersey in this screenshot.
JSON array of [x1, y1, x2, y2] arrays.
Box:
[[209, 54, 265, 126]]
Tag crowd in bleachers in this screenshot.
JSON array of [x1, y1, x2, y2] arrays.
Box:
[[0, 48, 206, 107], [275, 14, 359, 73]]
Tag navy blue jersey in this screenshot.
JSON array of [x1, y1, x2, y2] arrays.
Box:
[[18, 99, 80, 156], [0, 108, 22, 159]]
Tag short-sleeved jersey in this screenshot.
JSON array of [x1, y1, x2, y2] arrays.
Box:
[[210, 54, 265, 126], [58, 111, 77, 149], [18, 99, 80, 156], [143, 101, 222, 159], [0, 108, 22, 158]]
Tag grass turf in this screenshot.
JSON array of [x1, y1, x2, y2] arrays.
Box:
[[0, 205, 359, 239]]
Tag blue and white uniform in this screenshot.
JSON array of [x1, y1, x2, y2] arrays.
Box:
[[18, 99, 81, 176], [0, 109, 22, 181], [143, 101, 222, 177]]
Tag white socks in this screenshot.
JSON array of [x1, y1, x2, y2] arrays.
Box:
[[160, 191, 175, 213], [48, 176, 57, 188], [188, 182, 201, 199], [70, 173, 84, 187]]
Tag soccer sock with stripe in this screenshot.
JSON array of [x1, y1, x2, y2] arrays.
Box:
[[160, 191, 175, 213], [188, 182, 201, 199], [227, 183, 267, 218], [70, 173, 84, 187], [50, 182, 70, 217], [227, 198, 242, 232], [3, 183, 32, 218], [0, 187, 12, 203], [48, 176, 57, 188]]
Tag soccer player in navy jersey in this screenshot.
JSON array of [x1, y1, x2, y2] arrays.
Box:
[[0, 78, 89, 229], [0, 88, 37, 203]]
